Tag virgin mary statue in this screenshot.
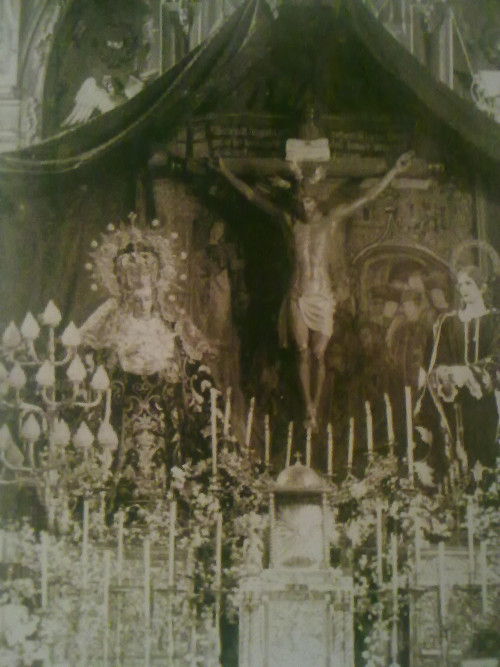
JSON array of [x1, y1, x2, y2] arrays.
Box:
[[79, 219, 216, 505]]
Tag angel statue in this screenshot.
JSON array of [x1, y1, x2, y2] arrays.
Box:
[[242, 512, 264, 575], [63, 74, 144, 127], [79, 218, 216, 506], [216, 151, 413, 429]]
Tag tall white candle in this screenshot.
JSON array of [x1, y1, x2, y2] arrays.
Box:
[[376, 506, 383, 585], [100, 491, 106, 527], [480, 541, 488, 614], [223, 387, 232, 438], [81, 500, 90, 667], [41, 531, 49, 608], [405, 386, 414, 483], [189, 621, 198, 667], [104, 388, 112, 422], [48, 327, 55, 364], [438, 542, 446, 624], [117, 510, 124, 585], [327, 424, 333, 476], [215, 513, 223, 589], [103, 550, 111, 667], [144, 539, 151, 667], [210, 388, 218, 477], [391, 533, 398, 662], [214, 513, 223, 663], [82, 499, 89, 590], [286, 422, 293, 467], [365, 401, 374, 457], [144, 538, 151, 625], [467, 500, 475, 581], [269, 495, 276, 568], [414, 514, 422, 581], [264, 415, 270, 467], [384, 393, 395, 446], [115, 511, 124, 665], [391, 534, 398, 596], [305, 427, 312, 467], [347, 417, 354, 470], [168, 501, 177, 588], [245, 397, 255, 449]]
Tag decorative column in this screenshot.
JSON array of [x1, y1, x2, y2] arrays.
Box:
[[0, 0, 21, 151]]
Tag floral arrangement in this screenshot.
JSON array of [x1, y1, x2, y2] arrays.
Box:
[[1, 312, 499, 665]]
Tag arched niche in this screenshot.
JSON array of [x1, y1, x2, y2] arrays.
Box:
[[352, 241, 454, 389], [18, 0, 238, 144], [353, 241, 454, 316], [19, 0, 166, 143], [41, 0, 159, 138], [18, 0, 74, 146]]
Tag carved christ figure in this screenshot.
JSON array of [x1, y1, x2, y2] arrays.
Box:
[[217, 152, 413, 428]]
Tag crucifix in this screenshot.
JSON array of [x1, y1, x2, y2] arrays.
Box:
[[216, 151, 413, 429]]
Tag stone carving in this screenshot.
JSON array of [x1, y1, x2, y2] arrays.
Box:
[[0, 0, 20, 84], [349, 182, 473, 259], [0, 0, 21, 151], [471, 71, 500, 123], [243, 528, 264, 576]]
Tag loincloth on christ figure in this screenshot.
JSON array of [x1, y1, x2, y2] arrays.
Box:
[[279, 290, 336, 347]]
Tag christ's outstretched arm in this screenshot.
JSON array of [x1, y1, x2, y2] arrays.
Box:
[[324, 150, 414, 225], [216, 158, 287, 221]]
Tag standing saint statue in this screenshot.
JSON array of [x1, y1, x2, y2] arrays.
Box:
[[216, 152, 413, 428], [416, 255, 500, 479]]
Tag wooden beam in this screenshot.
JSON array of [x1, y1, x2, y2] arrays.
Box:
[[221, 156, 389, 178]]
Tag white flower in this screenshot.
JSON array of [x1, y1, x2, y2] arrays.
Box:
[[472, 460, 484, 482], [171, 466, 185, 481], [350, 480, 367, 499], [346, 522, 362, 547], [414, 461, 435, 487], [0, 604, 37, 646]]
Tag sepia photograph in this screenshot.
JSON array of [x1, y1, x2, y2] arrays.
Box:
[[0, 0, 499, 665]]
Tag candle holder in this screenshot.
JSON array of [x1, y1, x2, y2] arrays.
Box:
[[0, 302, 118, 529]]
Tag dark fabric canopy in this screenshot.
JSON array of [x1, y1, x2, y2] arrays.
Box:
[[0, 0, 268, 175], [346, 0, 500, 166], [1, 0, 499, 175], [0, 1, 269, 328]]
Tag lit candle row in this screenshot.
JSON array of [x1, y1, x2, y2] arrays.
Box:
[[207, 390, 416, 476]]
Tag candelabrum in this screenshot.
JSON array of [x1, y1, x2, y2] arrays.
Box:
[[0, 301, 118, 531]]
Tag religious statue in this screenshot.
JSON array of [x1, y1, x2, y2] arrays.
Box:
[[191, 219, 248, 440], [216, 151, 413, 428], [416, 249, 500, 479], [242, 513, 264, 575], [192, 220, 247, 389], [79, 218, 216, 503]]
